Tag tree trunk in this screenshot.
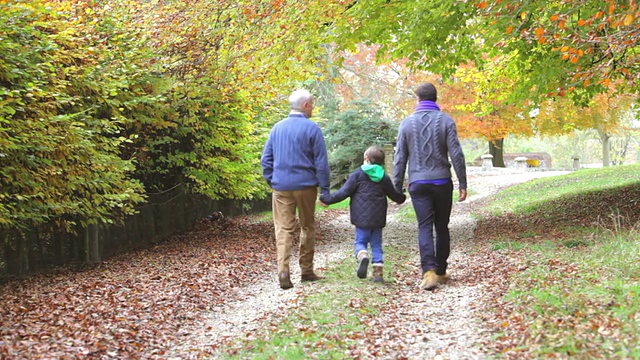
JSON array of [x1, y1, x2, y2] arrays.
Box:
[[85, 224, 101, 265], [53, 231, 65, 266], [597, 129, 611, 167], [602, 136, 610, 167], [4, 232, 29, 278], [489, 138, 506, 167], [611, 134, 630, 165]]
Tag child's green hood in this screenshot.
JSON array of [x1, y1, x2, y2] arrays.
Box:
[[360, 164, 384, 183]]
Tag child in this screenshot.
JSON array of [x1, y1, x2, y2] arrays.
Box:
[[319, 146, 406, 282]]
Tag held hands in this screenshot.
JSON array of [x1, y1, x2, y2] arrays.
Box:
[[318, 193, 330, 207], [458, 189, 467, 202]]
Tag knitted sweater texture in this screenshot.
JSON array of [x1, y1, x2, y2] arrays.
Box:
[[261, 114, 330, 194], [393, 110, 467, 191]]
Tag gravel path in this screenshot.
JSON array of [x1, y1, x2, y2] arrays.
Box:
[[169, 168, 570, 359], [353, 168, 569, 359]]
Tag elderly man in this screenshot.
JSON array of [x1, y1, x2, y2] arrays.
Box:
[[261, 89, 331, 289]]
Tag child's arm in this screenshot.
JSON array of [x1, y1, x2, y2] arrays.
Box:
[[382, 175, 406, 204], [319, 172, 357, 205]]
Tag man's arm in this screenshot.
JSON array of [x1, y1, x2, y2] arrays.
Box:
[[393, 125, 408, 193], [260, 135, 274, 187], [383, 176, 406, 204], [445, 118, 467, 198], [320, 172, 356, 205], [312, 127, 331, 196]]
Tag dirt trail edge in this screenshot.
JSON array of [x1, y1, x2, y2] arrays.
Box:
[[169, 169, 569, 359]]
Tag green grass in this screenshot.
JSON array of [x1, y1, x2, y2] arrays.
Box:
[[217, 244, 414, 359], [395, 202, 416, 223], [501, 230, 640, 358], [485, 163, 640, 216], [319, 197, 350, 211], [478, 164, 640, 358], [489, 237, 529, 252]]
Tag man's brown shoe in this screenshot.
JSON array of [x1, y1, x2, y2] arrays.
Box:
[[279, 272, 293, 290], [301, 273, 324, 282]]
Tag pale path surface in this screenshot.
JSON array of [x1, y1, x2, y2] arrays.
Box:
[[356, 168, 570, 359], [167, 168, 570, 359], [167, 208, 356, 358]]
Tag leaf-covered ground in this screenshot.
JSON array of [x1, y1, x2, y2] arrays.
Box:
[[0, 217, 282, 358], [1, 170, 637, 358]]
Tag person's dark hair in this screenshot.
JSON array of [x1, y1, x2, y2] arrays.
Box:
[[364, 146, 385, 165], [415, 83, 437, 102]]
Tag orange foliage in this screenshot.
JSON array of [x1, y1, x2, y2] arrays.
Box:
[[486, 0, 639, 95], [335, 44, 438, 120], [446, 61, 531, 141]]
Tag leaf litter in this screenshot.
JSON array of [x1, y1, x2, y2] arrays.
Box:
[[4, 169, 631, 359]]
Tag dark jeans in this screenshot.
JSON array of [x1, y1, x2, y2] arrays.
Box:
[[409, 181, 453, 275]]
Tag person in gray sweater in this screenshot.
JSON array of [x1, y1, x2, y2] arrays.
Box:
[[393, 82, 468, 291], [320, 146, 405, 282]]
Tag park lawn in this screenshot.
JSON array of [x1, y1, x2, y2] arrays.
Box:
[[485, 163, 640, 216], [492, 232, 640, 358], [479, 163, 640, 358]]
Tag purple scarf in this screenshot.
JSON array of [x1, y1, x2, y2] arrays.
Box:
[[415, 100, 440, 112]]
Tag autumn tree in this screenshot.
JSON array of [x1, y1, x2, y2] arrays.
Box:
[[99, 0, 347, 198], [443, 58, 535, 166], [1, 0, 355, 274], [0, 1, 148, 233], [529, 81, 638, 166], [334, 44, 435, 121], [585, 92, 637, 166], [332, 0, 639, 121], [484, 0, 640, 103]]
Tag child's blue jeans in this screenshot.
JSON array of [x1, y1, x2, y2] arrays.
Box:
[[354, 227, 383, 264]]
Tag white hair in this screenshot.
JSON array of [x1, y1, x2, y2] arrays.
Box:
[[288, 89, 313, 110]]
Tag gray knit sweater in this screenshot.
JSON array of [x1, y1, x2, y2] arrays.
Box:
[[392, 110, 467, 191]]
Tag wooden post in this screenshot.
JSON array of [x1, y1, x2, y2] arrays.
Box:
[[85, 223, 101, 264], [383, 143, 394, 176], [514, 156, 528, 172]]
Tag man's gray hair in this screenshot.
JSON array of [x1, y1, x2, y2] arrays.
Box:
[[288, 89, 313, 110]]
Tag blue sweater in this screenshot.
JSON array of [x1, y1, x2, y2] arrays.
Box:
[[261, 113, 330, 194]]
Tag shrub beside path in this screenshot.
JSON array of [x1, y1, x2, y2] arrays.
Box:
[[169, 168, 570, 359]]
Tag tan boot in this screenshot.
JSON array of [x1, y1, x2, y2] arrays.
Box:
[[420, 270, 438, 290], [372, 263, 384, 283], [437, 273, 450, 284], [356, 250, 369, 279]]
